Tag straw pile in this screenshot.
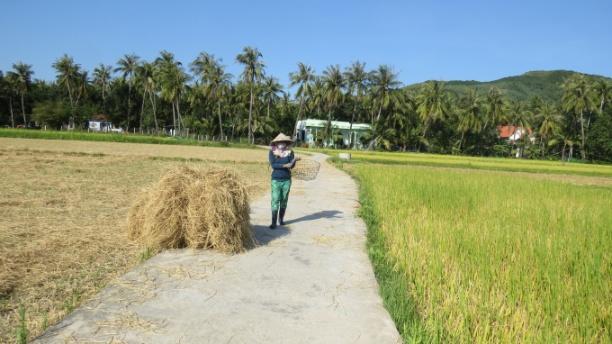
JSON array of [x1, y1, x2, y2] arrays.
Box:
[[292, 158, 321, 181], [127, 166, 253, 253]]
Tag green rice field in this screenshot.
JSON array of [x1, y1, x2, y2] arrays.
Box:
[[315, 149, 612, 177], [339, 155, 611, 343]]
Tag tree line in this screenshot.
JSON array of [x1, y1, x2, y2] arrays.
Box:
[[0, 47, 611, 161]]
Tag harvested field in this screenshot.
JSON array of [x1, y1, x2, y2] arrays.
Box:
[[0, 137, 267, 163], [0, 143, 268, 343]]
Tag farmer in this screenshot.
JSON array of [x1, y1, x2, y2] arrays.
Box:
[[268, 133, 300, 229]]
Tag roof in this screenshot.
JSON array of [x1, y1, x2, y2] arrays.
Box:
[[497, 125, 517, 138], [497, 125, 533, 139], [297, 119, 371, 131]]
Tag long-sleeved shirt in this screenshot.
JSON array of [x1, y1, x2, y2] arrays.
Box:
[[269, 150, 295, 180]]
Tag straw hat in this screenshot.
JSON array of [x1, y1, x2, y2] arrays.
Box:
[[271, 133, 294, 144]]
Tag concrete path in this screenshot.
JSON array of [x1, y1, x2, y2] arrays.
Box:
[[34, 154, 401, 344]]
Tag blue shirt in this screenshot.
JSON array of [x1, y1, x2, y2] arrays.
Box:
[[269, 150, 295, 180]]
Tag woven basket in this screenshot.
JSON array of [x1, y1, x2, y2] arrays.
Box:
[[291, 158, 321, 181]]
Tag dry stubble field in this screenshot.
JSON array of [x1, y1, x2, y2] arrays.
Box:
[[0, 138, 269, 343]]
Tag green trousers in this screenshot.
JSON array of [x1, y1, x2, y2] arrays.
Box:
[[271, 179, 292, 211]]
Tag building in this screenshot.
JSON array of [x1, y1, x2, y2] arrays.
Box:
[[87, 115, 123, 133], [497, 125, 534, 143], [295, 119, 371, 148]]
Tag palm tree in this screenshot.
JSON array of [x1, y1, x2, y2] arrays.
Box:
[[536, 103, 563, 157], [52, 54, 81, 127], [307, 77, 325, 118], [289, 62, 315, 139], [3, 72, 18, 127], [115, 54, 140, 130], [236, 47, 264, 143], [191, 52, 232, 139], [483, 87, 505, 130], [8, 63, 33, 126], [507, 100, 533, 158], [344, 61, 369, 148], [562, 75, 594, 160], [155, 51, 188, 135], [322, 65, 345, 145], [415, 81, 449, 151], [135, 62, 159, 130], [457, 89, 484, 151], [592, 79, 611, 115], [370, 65, 401, 124], [93, 64, 112, 112], [262, 76, 283, 119]]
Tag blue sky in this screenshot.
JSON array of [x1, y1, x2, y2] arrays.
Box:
[[1, 0, 611, 88]]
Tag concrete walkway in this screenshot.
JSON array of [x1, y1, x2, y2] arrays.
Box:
[[35, 154, 401, 343]]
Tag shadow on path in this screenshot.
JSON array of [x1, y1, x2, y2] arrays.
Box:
[[252, 225, 289, 246], [284, 210, 343, 225]]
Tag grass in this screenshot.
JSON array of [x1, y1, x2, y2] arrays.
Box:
[[0, 141, 269, 343], [299, 148, 612, 177], [0, 128, 255, 148], [343, 162, 611, 343]]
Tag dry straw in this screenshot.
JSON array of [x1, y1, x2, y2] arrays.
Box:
[[292, 158, 321, 181], [127, 166, 253, 253]]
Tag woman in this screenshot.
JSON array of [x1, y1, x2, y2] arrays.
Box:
[[268, 133, 300, 229]]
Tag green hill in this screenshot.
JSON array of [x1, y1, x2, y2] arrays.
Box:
[[405, 70, 612, 103]]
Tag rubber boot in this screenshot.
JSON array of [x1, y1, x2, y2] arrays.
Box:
[[279, 208, 286, 225], [269, 210, 278, 229]]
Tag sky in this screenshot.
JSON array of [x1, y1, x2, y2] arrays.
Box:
[[1, 0, 611, 89]]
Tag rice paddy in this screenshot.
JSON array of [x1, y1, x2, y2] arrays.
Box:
[[319, 149, 612, 177], [340, 156, 611, 343], [0, 139, 268, 343]]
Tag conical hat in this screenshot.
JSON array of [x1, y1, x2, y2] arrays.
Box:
[[271, 133, 294, 144]]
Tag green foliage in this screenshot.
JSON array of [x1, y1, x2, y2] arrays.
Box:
[[1, 51, 610, 162], [408, 70, 611, 103], [15, 304, 27, 344]]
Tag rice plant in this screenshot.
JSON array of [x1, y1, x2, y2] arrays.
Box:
[[350, 163, 611, 342]]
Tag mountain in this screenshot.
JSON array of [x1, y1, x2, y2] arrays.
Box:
[[405, 70, 612, 103]]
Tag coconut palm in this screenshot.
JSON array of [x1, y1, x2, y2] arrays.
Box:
[[457, 89, 484, 151], [191, 52, 232, 139], [562, 75, 594, 160], [155, 51, 188, 134], [322, 65, 345, 145], [92, 64, 112, 112], [536, 103, 563, 157], [307, 77, 325, 118], [483, 87, 505, 130], [592, 79, 611, 115], [3, 72, 18, 127], [415, 81, 449, 151], [7, 63, 33, 126], [52, 54, 82, 126], [262, 76, 283, 119], [344, 61, 369, 148], [236, 47, 264, 143], [289, 62, 315, 138], [135, 62, 159, 130], [115, 54, 140, 130], [370, 65, 401, 124]]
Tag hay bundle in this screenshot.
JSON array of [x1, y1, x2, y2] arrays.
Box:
[[292, 158, 321, 181], [127, 166, 252, 253]]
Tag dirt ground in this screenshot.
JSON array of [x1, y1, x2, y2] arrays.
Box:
[[0, 139, 269, 343]]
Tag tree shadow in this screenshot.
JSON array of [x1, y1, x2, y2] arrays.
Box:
[[252, 225, 290, 246], [284, 210, 343, 225]]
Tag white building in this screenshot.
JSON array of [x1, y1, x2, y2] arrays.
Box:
[[87, 119, 123, 133], [295, 119, 371, 148]]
